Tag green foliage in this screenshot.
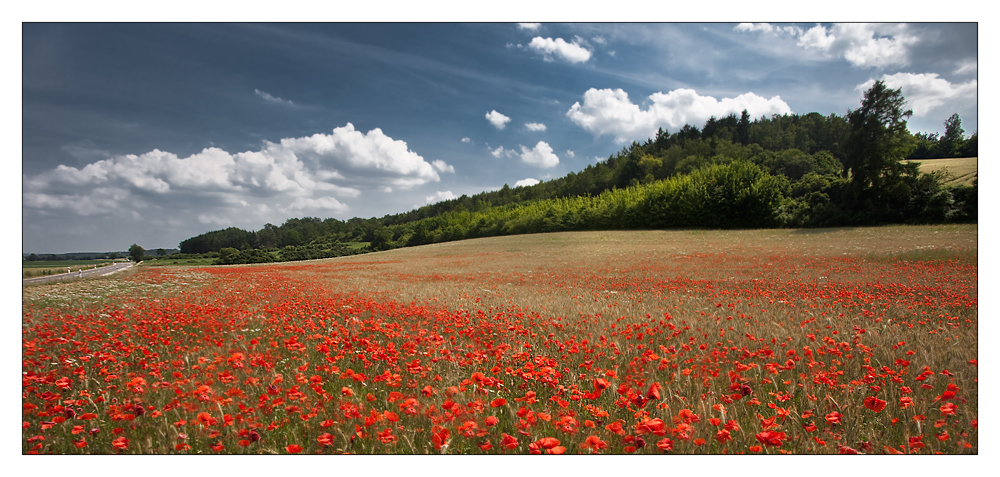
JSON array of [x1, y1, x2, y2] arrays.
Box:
[[215, 248, 276, 265], [175, 90, 974, 261], [129, 244, 145, 262]]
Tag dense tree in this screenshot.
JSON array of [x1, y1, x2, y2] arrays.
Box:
[[129, 244, 145, 262], [843, 80, 914, 194], [939, 113, 965, 158]]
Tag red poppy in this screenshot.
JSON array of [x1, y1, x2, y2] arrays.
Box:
[[431, 426, 451, 450], [111, 436, 129, 451], [863, 396, 887, 413], [286, 444, 303, 453], [715, 429, 732, 443], [755, 430, 787, 447], [583, 435, 607, 452], [656, 437, 674, 452], [824, 411, 842, 425], [317, 433, 334, 447], [491, 397, 507, 408], [501, 433, 519, 450]]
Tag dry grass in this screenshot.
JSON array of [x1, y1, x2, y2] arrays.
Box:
[[907, 157, 978, 186]]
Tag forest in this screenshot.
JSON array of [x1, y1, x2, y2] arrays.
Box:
[[176, 82, 977, 264]]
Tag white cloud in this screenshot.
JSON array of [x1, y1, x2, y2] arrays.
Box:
[[514, 178, 540, 188], [490, 145, 516, 159], [528, 37, 591, 63], [485, 110, 511, 129], [954, 60, 977, 75], [525, 122, 547, 132], [431, 159, 455, 173], [566, 87, 792, 143], [565, 150, 575, 158], [736, 23, 920, 69], [461, 137, 471, 143], [735, 23, 802, 36], [286, 196, 350, 214], [519, 141, 559, 168], [591, 36, 606, 45], [254, 88, 295, 106], [425, 190, 456, 204], [23, 123, 442, 221], [856, 73, 977, 117], [517, 23, 541, 31]]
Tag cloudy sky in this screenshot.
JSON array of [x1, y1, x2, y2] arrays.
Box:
[[20, 21, 978, 253]]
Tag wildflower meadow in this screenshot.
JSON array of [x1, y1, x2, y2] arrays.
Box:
[[22, 226, 977, 456]]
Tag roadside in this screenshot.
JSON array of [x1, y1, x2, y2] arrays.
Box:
[[22, 261, 138, 286]]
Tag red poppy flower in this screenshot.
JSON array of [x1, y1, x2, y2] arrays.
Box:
[[824, 411, 842, 425], [583, 435, 607, 452], [286, 444, 303, 453], [491, 398, 506, 408], [656, 437, 674, 452], [715, 429, 732, 443], [863, 396, 887, 413], [111, 436, 129, 451], [501, 433, 519, 450], [431, 426, 450, 450], [317, 433, 334, 447], [755, 430, 787, 447]]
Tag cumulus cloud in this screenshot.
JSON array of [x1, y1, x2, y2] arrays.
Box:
[[519, 141, 559, 168], [514, 178, 540, 188], [461, 137, 471, 143], [737, 23, 918, 69], [23, 123, 446, 221], [566, 87, 792, 143], [565, 150, 575, 158], [485, 110, 511, 129], [285, 196, 350, 214], [517, 23, 541, 31], [254, 88, 295, 106], [856, 73, 977, 117], [425, 190, 456, 204], [489, 146, 517, 159], [734, 23, 803, 36], [528, 37, 592, 63], [525, 122, 547, 132], [432, 159, 455, 174]]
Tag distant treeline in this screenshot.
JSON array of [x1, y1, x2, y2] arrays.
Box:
[[179, 104, 977, 264], [25, 251, 127, 261]]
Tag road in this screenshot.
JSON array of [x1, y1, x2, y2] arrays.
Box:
[[22, 261, 138, 286]]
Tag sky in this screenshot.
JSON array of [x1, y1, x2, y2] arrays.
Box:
[[19, 20, 979, 254]]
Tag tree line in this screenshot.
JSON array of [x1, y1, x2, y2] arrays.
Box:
[[176, 82, 976, 263]]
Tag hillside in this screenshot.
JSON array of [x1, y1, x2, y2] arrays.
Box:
[[905, 157, 978, 187], [177, 106, 978, 264]]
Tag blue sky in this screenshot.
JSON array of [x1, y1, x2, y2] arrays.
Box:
[[20, 20, 978, 253]]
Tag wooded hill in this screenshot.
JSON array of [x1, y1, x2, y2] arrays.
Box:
[[178, 83, 977, 264]]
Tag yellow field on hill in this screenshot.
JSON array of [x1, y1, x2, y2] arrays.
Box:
[[907, 157, 977, 186]]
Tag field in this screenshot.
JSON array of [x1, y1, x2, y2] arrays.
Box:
[[21, 225, 977, 456], [22, 260, 116, 279], [906, 157, 978, 186]]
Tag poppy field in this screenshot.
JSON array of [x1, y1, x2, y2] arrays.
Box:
[[22, 226, 978, 455]]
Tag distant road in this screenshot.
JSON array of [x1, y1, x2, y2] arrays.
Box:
[[22, 261, 137, 286]]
